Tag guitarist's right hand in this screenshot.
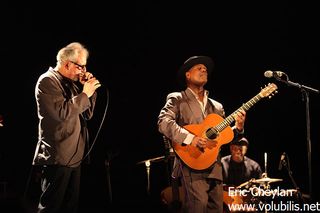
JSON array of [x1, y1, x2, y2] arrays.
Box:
[[191, 136, 209, 149]]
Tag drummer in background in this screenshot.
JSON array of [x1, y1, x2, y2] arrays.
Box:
[[221, 137, 263, 187]]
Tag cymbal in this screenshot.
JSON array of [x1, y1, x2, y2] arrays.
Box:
[[137, 156, 165, 165], [237, 179, 255, 188], [252, 177, 283, 184]]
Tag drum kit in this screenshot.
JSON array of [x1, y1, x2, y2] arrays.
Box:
[[223, 174, 300, 213], [137, 152, 300, 213], [223, 152, 299, 212]]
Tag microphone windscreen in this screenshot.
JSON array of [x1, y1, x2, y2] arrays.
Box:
[[264, 70, 273, 78]]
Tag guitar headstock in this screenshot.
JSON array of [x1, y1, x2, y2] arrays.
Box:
[[259, 83, 278, 98]]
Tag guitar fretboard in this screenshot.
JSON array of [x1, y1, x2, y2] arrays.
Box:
[[206, 93, 263, 138]]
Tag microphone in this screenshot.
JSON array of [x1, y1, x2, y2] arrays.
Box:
[[278, 152, 286, 171], [264, 70, 286, 78], [82, 75, 93, 82]]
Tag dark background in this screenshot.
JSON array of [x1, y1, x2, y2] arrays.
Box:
[[1, 1, 319, 212]]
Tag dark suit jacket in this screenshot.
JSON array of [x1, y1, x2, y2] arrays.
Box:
[[32, 67, 97, 167]]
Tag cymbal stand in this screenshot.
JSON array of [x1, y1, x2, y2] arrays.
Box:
[[144, 160, 151, 195], [137, 155, 165, 196], [263, 153, 269, 213], [264, 152, 268, 177], [262, 152, 269, 190]]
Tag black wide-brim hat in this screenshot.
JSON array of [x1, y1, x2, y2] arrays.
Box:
[[177, 55, 214, 86]]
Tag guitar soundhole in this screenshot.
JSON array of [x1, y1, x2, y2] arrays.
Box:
[[205, 128, 218, 140]]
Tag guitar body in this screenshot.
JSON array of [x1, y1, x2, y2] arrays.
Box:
[[173, 113, 234, 171]]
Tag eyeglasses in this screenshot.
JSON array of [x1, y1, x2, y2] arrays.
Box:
[[69, 61, 86, 70]]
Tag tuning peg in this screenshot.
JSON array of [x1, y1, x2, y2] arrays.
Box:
[[268, 91, 278, 98]]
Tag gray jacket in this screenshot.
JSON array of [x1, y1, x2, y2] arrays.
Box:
[[32, 67, 97, 167], [158, 88, 229, 180]]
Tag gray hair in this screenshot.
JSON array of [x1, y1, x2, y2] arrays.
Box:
[[56, 42, 89, 66]]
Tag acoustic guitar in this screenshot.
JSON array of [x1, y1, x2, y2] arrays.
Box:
[[172, 83, 278, 171]]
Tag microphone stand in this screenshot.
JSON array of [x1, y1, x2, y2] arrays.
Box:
[[105, 151, 118, 204], [281, 154, 307, 203], [275, 74, 319, 201]]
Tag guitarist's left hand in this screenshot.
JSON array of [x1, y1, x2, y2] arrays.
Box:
[[234, 109, 246, 132]]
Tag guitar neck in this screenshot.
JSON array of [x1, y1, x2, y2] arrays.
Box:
[[215, 93, 264, 133]]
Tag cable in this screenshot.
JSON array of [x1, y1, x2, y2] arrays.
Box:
[[23, 164, 35, 199], [67, 86, 110, 166]]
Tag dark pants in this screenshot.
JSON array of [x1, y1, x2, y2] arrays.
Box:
[[181, 175, 223, 213], [37, 165, 81, 213]]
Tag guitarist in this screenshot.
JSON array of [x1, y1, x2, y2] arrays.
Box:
[[158, 55, 246, 213]]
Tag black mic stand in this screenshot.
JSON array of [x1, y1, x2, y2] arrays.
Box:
[[275, 74, 319, 201], [105, 151, 118, 204], [281, 153, 308, 203]]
